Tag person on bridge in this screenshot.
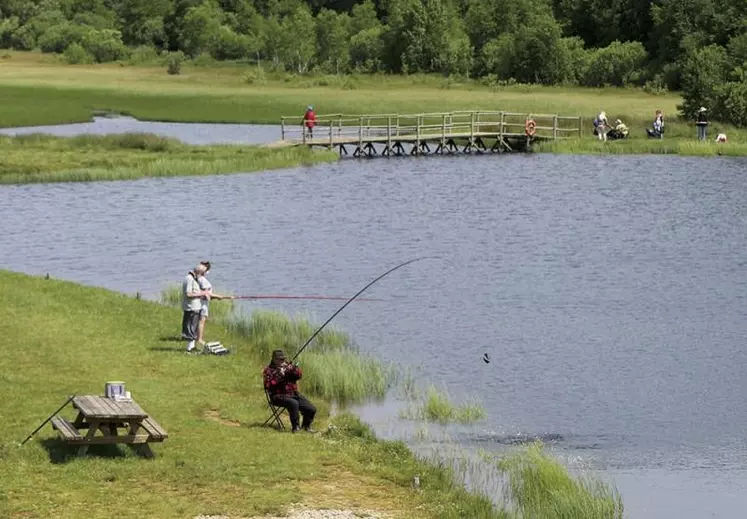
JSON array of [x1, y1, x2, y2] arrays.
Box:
[[303, 105, 316, 139]]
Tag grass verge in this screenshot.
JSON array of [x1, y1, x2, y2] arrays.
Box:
[[536, 137, 747, 156], [0, 133, 337, 184]]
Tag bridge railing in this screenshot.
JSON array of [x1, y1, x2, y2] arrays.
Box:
[[280, 111, 582, 144]]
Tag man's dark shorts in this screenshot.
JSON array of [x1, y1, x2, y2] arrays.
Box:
[[181, 310, 200, 340]]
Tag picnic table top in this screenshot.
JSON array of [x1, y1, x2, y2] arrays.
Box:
[[73, 395, 148, 420]]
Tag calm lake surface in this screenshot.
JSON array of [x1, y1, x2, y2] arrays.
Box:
[[0, 116, 280, 145], [1, 122, 746, 518]]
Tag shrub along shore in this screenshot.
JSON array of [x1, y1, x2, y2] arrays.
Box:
[[0, 52, 745, 160], [1, 270, 623, 518]]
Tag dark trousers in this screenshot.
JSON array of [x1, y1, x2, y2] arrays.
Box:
[[181, 310, 200, 340], [271, 393, 316, 429]]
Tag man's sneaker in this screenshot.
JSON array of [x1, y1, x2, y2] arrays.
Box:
[[291, 425, 301, 433], [302, 426, 316, 433]]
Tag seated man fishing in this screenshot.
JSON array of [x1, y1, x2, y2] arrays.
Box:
[[263, 349, 317, 433]]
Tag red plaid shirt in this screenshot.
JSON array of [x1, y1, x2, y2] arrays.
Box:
[[263, 363, 302, 397]]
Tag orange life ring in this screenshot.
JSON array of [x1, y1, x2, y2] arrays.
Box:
[[525, 119, 536, 137]]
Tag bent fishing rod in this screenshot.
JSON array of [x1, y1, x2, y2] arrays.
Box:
[[290, 256, 439, 363]]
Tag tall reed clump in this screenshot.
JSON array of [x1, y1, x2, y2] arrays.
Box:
[[159, 287, 394, 402], [495, 442, 624, 519], [402, 384, 486, 424], [226, 309, 395, 402]]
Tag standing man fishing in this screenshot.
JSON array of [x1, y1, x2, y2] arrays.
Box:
[[263, 349, 316, 433], [195, 261, 235, 351], [182, 262, 209, 353]]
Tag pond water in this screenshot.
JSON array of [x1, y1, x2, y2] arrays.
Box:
[[1, 122, 746, 518], [0, 116, 280, 145]]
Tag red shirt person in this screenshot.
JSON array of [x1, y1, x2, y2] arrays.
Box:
[[263, 349, 317, 432], [303, 105, 316, 138]]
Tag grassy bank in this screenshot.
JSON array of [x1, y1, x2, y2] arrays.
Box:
[[0, 133, 336, 184], [535, 137, 747, 156], [0, 270, 496, 518], [1, 270, 624, 518], [0, 52, 744, 156]]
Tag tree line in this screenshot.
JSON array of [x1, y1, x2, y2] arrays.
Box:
[[1, 0, 747, 126]]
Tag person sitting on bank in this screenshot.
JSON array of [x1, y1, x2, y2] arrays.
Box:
[[646, 110, 664, 139], [607, 119, 629, 140], [696, 107, 709, 141], [303, 105, 316, 139], [593, 111, 609, 141], [263, 349, 317, 433]]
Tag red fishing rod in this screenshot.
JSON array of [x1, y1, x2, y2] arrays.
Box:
[[232, 295, 383, 302]]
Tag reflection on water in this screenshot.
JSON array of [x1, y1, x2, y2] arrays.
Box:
[[1, 129, 747, 518]]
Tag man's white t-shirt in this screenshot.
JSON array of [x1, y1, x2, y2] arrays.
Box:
[[182, 273, 202, 312]]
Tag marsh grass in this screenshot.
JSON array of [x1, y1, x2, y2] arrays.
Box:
[[0, 132, 336, 184], [402, 385, 486, 425], [160, 289, 394, 403], [492, 442, 624, 519]]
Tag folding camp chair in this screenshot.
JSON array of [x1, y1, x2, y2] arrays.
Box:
[[262, 389, 286, 430]]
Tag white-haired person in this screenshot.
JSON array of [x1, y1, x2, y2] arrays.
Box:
[[593, 111, 609, 141], [195, 260, 235, 352], [696, 107, 709, 141]]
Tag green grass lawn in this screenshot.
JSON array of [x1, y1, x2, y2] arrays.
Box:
[[0, 270, 499, 519]]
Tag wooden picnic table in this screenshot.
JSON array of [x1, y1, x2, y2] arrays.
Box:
[[51, 395, 168, 458]]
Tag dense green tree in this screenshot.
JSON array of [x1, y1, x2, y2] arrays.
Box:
[[179, 1, 222, 56], [111, 0, 171, 47], [349, 25, 384, 72], [278, 4, 316, 72], [679, 44, 729, 118], [583, 40, 647, 87], [316, 8, 351, 73], [81, 28, 128, 61]]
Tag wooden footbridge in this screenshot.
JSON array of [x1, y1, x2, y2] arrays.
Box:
[[270, 111, 582, 157]]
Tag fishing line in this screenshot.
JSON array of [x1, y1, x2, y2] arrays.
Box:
[[291, 256, 441, 362]]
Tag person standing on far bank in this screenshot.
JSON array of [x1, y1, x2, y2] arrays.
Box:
[[696, 107, 709, 141]]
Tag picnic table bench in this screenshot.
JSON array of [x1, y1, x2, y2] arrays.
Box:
[[50, 395, 167, 458]]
